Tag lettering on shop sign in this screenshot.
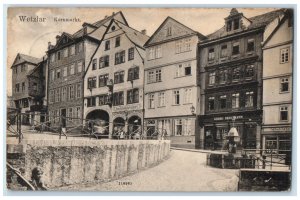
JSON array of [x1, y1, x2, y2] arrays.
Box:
[[271, 127, 291, 131], [113, 104, 141, 112], [214, 115, 243, 121]]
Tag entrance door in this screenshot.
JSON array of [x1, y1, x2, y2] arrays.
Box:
[[61, 109, 66, 127]]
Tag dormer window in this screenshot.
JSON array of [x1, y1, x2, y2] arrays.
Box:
[[167, 27, 172, 36], [226, 21, 232, 32], [233, 18, 240, 30]]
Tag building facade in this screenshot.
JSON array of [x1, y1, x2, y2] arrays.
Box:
[[262, 10, 293, 153], [11, 53, 47, 124], [47, 12, 126, 129], [198, 9, 284, 150], [84, 17, 149, 137], [144, 17, 206, 148]]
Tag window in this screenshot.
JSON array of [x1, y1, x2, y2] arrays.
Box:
[[68, 108, 73, 122], [56, 68, 61, 79], [61, 87, 67, 101], [175, 63, 191, 77], [128, 67, 139, 81], [105, 40, 110, 50], [219, 70, 227, 83], [220, 95, 227, 109], [232, 93, 240, 108], [174, 119, 191, 136], [98, 95, 107, 106], [63, 48, 68, 57], [245, 65, 254, 78], [99, 55, 109, 68], [113, 91, 124, 106], [158, 92, 165, 107], [166, 27, 172, 36], [148, 93, 155, 109], [115, 36, 120, 47], [92, 59, 97, 70], [115, 51, 125, 65], [50, 54, 55, 62], [173, 90, 180, 105], [247, 39, 255, 52], [14, 67, 18, 74], [128, 47, 134, 60], [87, 97, 96, 107], [147, 69, 161, 83], [55, 88, 61, 102], [75, 107, 81, 121], [208, 48, 215, 61], [245, 91, 254, 108], [280, 48, 289, 63], [87, 77, 96, 89], [32, 83, 37, 91], [149, 45, 162, 59], [114, 71, 124, 84], [70, 45, 75, 55], [280, 106, 288, 121], [77, 61, 83, 73], [21, 64, 26, 72], [77, 42, 83, 53], [216, 128, 228, 140], [183, 88, 192, 104], [232, 42, 240, 55], [99, 74, 109, 87], [209, 72, 215, 85], [51, 70, 55, 81], [208, 97, 215, 111], [127, 88, 139, 104], [70, 64, 75, 75], [232, 67, 240, 80], [76, 83, 81, 98], [158, 119, 171, 136], [57, 51, 61, 60], [49, 90, 54, 103], [69, 85, 75, 100], [221, 44, 228, 58], [233, 18, 240, 30], [226, 20, 232, 32], [63, 67, 68, 77], [175, 38, 191, 53], [280, 78, 289, 92]]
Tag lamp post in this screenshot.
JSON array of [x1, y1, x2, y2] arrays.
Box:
[[106, 79, 114, 139]]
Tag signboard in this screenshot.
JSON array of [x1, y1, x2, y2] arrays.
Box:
[[113, 104, 142, 112]]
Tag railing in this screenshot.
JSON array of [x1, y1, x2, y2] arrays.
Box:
[[6, 112, 168, 143]]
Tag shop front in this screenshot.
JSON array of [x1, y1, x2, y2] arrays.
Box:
[[201, 111, 262, 150]]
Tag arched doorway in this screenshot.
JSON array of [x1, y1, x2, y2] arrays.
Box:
[[113, 117, 125, 138], [128, 116, 141, 136], [86, 109, 110, 135]]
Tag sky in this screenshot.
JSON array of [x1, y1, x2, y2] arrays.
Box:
[[6, 7, 278, 95]]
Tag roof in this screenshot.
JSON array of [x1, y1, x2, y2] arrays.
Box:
[[115, 20, 150, 48], [206, 9, 285, 41], [11, 53, 42, 68]]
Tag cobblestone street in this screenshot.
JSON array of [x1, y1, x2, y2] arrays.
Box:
[[58, 149, 239, 192]]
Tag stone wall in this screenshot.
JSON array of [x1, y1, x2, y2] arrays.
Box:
[[7, 139, 170, 189]]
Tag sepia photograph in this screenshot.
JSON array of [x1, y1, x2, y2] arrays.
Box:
[[5, 6, 294, 193]]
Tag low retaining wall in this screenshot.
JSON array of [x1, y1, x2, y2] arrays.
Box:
[[7, 139, 170, 189]]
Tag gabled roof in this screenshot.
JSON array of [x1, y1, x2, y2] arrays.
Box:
[[11, 53, 42, 68], [144, 16, 205, 47], [206, 9, 285, 41], [115, 20, 149, 49], [27, 57, 47, 76]]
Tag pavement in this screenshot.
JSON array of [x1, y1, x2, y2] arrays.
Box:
[[56, 149, 239, 192]]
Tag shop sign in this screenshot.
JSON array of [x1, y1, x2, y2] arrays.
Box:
[[113, 104, 141, 112], [213, 115, 243, 121]]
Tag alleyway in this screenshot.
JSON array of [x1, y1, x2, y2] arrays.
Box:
[[58, 149, 239, 192]]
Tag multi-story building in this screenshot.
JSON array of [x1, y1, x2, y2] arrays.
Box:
[[11, 53, 47, 124], [144, 17, 206, 148], [198, 8, 284, 150], [261, 10, 293, 153], [84, 17, 149, 137], [47, 12, 127, 129]]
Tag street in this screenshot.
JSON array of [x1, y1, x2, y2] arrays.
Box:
[[57, 149, 239, 192]]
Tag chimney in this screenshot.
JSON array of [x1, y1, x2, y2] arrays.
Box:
[[104, 15, 108, 19], [141, 29, 147, 35], [55, 35, 61, 44], [48, 42, 52, 50]]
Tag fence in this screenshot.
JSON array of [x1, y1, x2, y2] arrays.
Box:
[[7, 111, 168, 143]]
